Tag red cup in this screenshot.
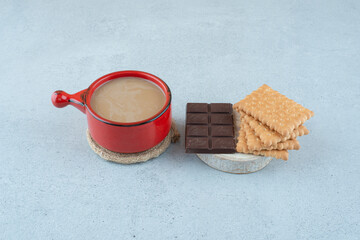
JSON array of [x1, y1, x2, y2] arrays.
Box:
[[51, 71, 172, 153]]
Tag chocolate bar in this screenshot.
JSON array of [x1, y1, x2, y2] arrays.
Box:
[[185, 103, 236, 153]]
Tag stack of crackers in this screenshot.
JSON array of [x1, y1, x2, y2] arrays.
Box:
[[233, 84, 314, 161]]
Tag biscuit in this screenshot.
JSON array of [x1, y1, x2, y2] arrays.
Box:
[[236, 120, 249, 153], [234, 84, 314, 137], [252, 149, 289, 161], [241, 110, 309, 147], [243, 121, 300, 151], [236, 120, 289, 161]]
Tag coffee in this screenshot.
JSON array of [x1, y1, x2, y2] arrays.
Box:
[[90, 77, 166, 123]]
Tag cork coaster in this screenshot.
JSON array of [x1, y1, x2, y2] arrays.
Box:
[[87, 121, 180, 164]]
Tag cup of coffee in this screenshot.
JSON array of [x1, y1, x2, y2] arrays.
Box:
[[51, 71, 172, 153]]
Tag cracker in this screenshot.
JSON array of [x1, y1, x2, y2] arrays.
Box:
[[243, 121, 300, 151], [241, 110, 309, 147], [236, 120, 249, 153], [236, 120, 289, 161], [234, 84, 314, 137], [253, 150, 289, 161], [233, 109, 242, 136]]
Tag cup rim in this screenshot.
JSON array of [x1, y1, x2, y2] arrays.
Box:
[[84, 70, 171, 127]]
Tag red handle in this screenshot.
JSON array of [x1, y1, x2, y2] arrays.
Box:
[[51, 89, 87, 113]]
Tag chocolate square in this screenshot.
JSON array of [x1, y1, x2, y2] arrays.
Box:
[[186, 113, 208, 124], [210, 103, 233, 113], [187, 103, 208, 113], [186, 125, 209, 137], [186, 137, 209, 150], [211, 125, 234, 137], [210, 114, 233, 125]]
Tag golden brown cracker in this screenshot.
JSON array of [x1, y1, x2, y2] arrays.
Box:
[[241, 111, 309, 147], [236, 120, 249, 153], [243, 121, 300, 151], [234, 84, 314, 137], [253, 149, 289, 161], [236, 120, 289, 161]]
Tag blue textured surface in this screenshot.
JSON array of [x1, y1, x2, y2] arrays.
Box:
[[1, 0, 359, 239]]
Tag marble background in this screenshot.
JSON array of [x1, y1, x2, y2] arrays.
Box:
[[1, 0, 359, 239]]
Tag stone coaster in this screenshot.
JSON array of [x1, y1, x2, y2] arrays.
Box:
[[197, 153, 272, 174], [87, 121, 180, 164]]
